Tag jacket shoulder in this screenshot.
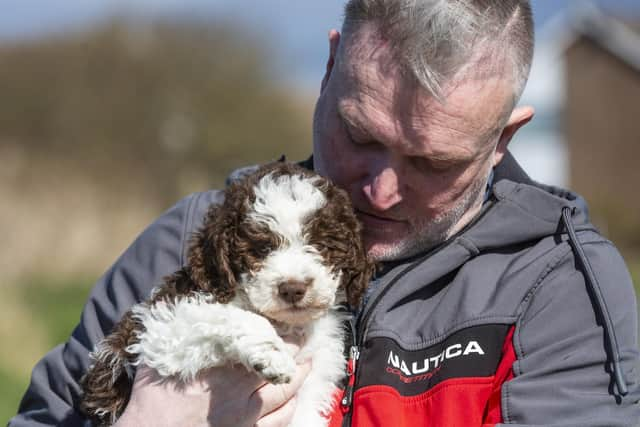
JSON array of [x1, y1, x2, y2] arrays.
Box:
[[504, 233, 640, 425]]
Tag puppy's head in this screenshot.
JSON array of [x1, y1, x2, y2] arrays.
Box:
[[189, 162, 374, 325]]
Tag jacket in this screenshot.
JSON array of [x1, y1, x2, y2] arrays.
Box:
[[9, 153, 640, 426]]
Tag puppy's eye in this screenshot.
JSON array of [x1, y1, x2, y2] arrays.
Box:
[[253, 243, 273, 258]]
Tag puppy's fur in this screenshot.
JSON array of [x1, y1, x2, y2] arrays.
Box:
[[80, 162, 374, 426]]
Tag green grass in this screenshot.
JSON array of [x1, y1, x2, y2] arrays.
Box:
[[0, 276, 92, 424], [0, 364, 26, 425], [19, 277, 93, 348], [631, 262, 640, 303]]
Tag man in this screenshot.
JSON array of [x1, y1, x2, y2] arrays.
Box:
[[11, 1, 640, 426]]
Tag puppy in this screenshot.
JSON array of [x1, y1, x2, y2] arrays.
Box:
[[80, 162, 374, 426]]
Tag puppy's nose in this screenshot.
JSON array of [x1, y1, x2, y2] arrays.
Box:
[[278, 280, 310, 304]]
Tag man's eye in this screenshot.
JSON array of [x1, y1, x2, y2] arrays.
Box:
[[429, 161, 452, 172], [410, 156, 452, 173], [351, 137, 376, 147], [410, 156, 430, 171]]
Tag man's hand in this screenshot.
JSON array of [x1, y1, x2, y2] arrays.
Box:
[[112, 360, 311, 427], [113, 332, 311, 427]]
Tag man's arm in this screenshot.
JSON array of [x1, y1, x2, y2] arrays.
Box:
[[498, 238, 640, 426], [9, 191, 221, 426]]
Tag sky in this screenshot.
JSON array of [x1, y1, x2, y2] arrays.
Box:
[[1, 0, 639, 90]]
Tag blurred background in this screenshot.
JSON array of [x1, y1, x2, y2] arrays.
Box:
[[1, 0, 639, 421]]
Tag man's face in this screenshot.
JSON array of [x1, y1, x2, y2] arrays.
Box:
[[313, 26, 520, 261]]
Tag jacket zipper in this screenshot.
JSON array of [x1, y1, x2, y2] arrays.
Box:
[[340, 317, 360, 417], [340, 200, 496, 426]]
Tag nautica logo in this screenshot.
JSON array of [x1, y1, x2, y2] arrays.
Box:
[[387, 341, 485, 377]]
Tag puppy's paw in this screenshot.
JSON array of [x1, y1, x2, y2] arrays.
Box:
[[248, 347, 296, 384]]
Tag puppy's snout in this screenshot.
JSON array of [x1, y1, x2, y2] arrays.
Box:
[[278, 279, 311, 304]]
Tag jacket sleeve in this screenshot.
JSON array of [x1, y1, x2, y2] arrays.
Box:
[[8, 191, 222, 427], [498, 238, 640, 426]]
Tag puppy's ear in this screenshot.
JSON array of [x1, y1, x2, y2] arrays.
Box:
[[313, 182, 376, 309], [305, 178, 376, 309], [189, 204, 239, 303], [210, 219, 239, 303], [343, 246, 376, 309]]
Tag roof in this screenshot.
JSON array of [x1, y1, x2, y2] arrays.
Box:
[[539, 2, 640, 72]]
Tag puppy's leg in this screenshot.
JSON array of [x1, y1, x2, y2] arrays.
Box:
[[289, 313, 346, 427], [80, 310, 141, 426], [127, 296, 297, 384]]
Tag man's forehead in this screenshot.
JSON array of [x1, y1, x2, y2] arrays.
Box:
[[336, 72, 509, 157], [337, 97, 481, 163]]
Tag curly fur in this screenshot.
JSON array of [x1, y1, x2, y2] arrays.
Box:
[[79, 162, 374, 426]]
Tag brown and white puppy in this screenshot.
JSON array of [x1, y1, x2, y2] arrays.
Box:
[[80, 162, 374, 426]]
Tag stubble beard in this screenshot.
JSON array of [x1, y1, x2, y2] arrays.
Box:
[[370, 172, 489, 262]]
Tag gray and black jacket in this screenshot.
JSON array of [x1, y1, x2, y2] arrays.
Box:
[[9, 153, 640, 426]]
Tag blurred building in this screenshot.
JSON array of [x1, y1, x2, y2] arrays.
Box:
[[512, 3, 640, 251], [564, 6, 640, 249], [510, 13, 569, 187]]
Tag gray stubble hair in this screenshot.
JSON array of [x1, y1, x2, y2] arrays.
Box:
[[342, 0, 534, 106]]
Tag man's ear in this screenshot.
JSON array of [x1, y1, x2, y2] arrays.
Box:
[[320, 29, 341, 94], [493, 105, 535, 166]]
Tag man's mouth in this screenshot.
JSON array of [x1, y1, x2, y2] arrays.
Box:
[[356, 209, 405, 225]]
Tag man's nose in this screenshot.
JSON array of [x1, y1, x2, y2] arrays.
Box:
[[362, 166, 402, 211]]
